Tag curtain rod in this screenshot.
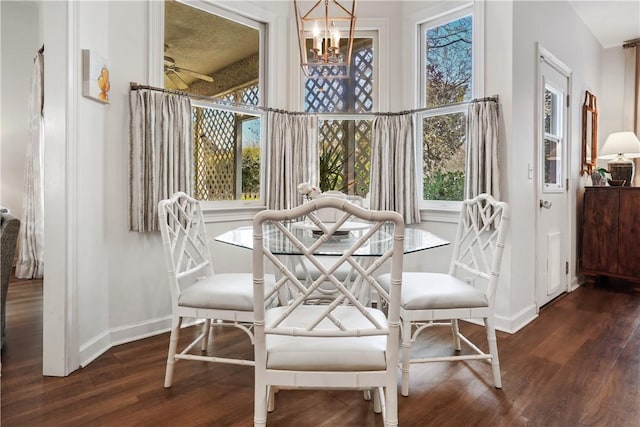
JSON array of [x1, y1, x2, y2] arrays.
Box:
[[130, 82, 498, 116], [623, 38, 640, 48], [470, 95, 499, 103], [130, 82, 315, 115]]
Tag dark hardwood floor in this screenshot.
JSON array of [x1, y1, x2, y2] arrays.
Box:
[[2, 277, 639, 426]]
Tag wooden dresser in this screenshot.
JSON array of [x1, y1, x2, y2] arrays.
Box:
[[581, 187, 640, 283]]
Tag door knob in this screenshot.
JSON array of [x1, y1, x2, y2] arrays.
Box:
[[539, 199, 552, 209]]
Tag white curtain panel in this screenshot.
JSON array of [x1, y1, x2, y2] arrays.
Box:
[[369, 114, 421, 224], [16, 52, 45, 279], [623, 45, 640, 186], [266, 111, 318, 210], [465, 99, 500, 200], [129, 90, 192, 232]]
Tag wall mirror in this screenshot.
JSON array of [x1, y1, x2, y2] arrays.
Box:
[[581, 91, 598, 175]]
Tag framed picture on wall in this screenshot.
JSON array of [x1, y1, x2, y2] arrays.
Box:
[[82, 49, 110, 104]]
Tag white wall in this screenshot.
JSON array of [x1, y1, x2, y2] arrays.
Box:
[[484, 0, 514, 326], [0, 1, 41, 217], [73, 0, 113, 363], [599, 47, 627, 159], [509, 0, 602, 322]]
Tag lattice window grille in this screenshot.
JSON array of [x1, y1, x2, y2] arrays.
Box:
[[239, 85, 259, 106], [319, 119, 347, 191], [193, 106, 237, 201], [353, 48, 373, 113], [217, 82, 259, 106], [317, 119, 371, 197], [304, 42, 373, 196], [305, 78, 347, 113], [354, 119, 372, 197]]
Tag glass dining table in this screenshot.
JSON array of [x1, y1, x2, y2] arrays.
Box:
[[214, 221, 450, 304], [215, 221, 450, 305], [214, 222, 450, 257]]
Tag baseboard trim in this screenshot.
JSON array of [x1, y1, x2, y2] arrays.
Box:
[[80, 302, 543, 366], [497, 303, 538, 333], [79, 316, 202, 367], [452, 304, 539, 334], [79, 330, 111, 367], [569, 276, 581, 292]]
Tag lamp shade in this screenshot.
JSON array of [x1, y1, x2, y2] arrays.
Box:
[[598, 132, 640, 159]]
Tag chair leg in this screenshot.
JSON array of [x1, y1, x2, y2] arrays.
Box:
[[401, 317, 412, 397], [254, 381, 268, 427], [384, 384, 398, 427], [267, 386, 276, 412], [484, 317, 502, 389], [372, 388, 382, 414], [201, 319, 212, 352], [164, 316, 183, 388], [451, 319, 462, 351]]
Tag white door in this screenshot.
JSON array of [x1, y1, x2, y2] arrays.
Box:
[[535, 49, 571, 309]]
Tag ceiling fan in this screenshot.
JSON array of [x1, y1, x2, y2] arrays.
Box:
[[163, 55, 213, 90]]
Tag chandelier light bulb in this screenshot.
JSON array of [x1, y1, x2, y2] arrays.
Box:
[[313, 22, 322, 52], [330, 22, 340, 52]]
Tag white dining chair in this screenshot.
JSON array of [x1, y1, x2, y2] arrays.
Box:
[[378, 193, 510, 396], [252, 197, 405, 427], [158, 192, 275, 388], [294, 191, 366, 303]]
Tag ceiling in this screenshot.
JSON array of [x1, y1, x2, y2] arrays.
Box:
[[569, 0, 640, 48], [164, 1, 259, 88]]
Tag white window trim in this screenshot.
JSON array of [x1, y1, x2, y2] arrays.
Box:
[[416, 103, 468, 212], [152, 1, 274, 213], [191, 99, 267, 209], [412, 1, 484, 211], [541, 81, 565, 193], [418, 8, 475, 109]]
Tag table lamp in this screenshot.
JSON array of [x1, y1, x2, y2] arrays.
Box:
[[598, 132, 640, 186]]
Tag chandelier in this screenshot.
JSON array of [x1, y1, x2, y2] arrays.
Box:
[[293, 0, 357, 79]]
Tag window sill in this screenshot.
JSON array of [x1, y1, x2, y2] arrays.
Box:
[[200, 202, 460, 224], [420, 201, 462, 223], [202, 204, 266, 223]]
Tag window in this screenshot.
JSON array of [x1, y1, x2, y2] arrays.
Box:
[[164, 2, 265, 204], [304, 36, 376, 197], [418, 9, 473, 203], [543, 85, 563, 190]]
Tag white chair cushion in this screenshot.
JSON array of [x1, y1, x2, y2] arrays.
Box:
[[379, 272, 488, 310], [265, 306, 388, 371], [179, 273, 275, 311]]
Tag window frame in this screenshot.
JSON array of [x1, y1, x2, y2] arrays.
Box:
[[160, 1, 268, 212], [415, 2, 483, 212], [191, 99, 267, 208], [542, 81, 565, 193], [300, 30, 379, 197], [315, 113, 376, 197]]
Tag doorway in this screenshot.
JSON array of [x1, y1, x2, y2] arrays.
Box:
[[535, 45, 572, 309]]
